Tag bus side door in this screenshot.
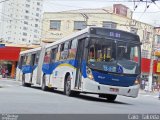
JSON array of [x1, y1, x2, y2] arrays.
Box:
[[75, 38, 86, 89]]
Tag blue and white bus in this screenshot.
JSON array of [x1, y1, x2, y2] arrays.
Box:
[[17, 27, 141, 101], [16, 47, 42, 87]]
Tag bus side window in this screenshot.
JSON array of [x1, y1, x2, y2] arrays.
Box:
[[44, 50, 51, 64], [19, 56, 24, 69], [60, 43, 65, 52], [60, 42, 69, 60], [35, 52, 40, 65], [51, 48, 57, 63], [23, 56, 27, 65], [30, 54, 36, 66], [64, 41, 69, 50], [56, 45, 61, 61], [60, 43, 64, 60], [69, 39, 78, 59], [89, 45, 95, 61], [27, 54, 32, 65], [68, 40, 72, 49]]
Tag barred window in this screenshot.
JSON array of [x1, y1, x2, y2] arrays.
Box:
[[103, 21, 117, 29], [50, 20, 61, 30], [74, 21, 86, 30]]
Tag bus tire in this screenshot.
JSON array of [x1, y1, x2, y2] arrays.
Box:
[[22, 74, 31, 87], [105, 94, 117, 102], [99, 94, 117, 102], [42, 75, 48, 91], [64, 75, 73, 96], [22, 74, 26, 86]]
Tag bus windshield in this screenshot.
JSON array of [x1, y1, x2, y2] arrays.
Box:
[[87, 38, 141, 75]]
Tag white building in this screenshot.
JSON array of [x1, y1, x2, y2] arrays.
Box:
[[0, 0, 43, 45]]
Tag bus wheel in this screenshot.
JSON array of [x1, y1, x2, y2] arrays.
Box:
[[22, 74, 31, 87], [105, 94, 117, 102], [64, 75, 72, 96], [42, 75, 48, 91], [99, 94, 117, 102], [22, 74, 26, 86]]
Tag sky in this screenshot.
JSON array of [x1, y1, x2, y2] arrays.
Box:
[[44, 0, 160, 26]]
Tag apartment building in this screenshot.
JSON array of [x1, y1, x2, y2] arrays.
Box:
[[0, 0, 43, 78], [0, 0, 43, 45]]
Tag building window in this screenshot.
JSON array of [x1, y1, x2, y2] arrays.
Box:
[[35, 19, 39, 22], [24, 16, 29, 19], [146, 32, 150, 40], [36, 8, 40, 11], [23, 27, 28, 30], [22, 38, 26, 41], [156, 35, 160, 44], [34, 35, 37, 38], [143, 29, 150, 42], [102, 21, 117, 29], [74, 21, 86, 30], [35, 24, 38, 27], [25, 10, 29, 13], [37, 2, 40, 6], [34, 29, 38, 33], [36, 13, 39, 17], [23, 32, 27, 36], [26, 4, 30, 8], [50, 20, 61, 30], [142, 50, 149, 58], [24, 21, 28, 25]]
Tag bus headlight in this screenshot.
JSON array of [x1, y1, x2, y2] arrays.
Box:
[[87, 67, 94, 80], [134, 75, 141, 85], [134, 80, 139, 85]]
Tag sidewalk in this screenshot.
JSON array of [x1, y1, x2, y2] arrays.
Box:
[[0, 78, 16, 81], [139, 89, 159, 96]]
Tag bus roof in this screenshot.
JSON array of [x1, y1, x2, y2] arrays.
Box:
[[20, 47, 41, 55], [45, 26, 140, 49]]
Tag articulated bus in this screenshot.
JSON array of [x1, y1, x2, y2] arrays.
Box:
[[16, 27, 141, 101]]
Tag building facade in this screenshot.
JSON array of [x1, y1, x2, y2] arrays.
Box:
[[0, 0, 43, 45], [42, 4, 153, 58], [42, 4, 160, 80], [0, 0, 43, 78]]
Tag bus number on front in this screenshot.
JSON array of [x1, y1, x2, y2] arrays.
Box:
[[109, 32, 120, 38]]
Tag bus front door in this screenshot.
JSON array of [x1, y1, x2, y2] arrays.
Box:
[[75, 39, 85, 89], [30, 53, 36, 83]]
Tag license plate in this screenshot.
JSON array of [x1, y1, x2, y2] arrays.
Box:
[[48, 83, 52, 88], [110, 88, 119, 92]]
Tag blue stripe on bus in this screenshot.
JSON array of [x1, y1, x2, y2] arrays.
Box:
[[22, 65, 37, 74], [92, 70, 136, 87], [42, 59, 88, 78], [42, 59, 78, 75], [82, 60, 87, 78]]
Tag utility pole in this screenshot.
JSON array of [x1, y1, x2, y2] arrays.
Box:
[[148, 28, 156, 92], [80, 13, 88, 27]]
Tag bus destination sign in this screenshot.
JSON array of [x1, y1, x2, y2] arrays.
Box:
[[90, 28, 139, 42]]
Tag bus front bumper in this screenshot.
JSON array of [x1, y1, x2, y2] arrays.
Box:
[[82, 79, 140, 98]]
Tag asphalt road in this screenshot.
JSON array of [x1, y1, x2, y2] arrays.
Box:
[[0, 79, 159, 114]]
